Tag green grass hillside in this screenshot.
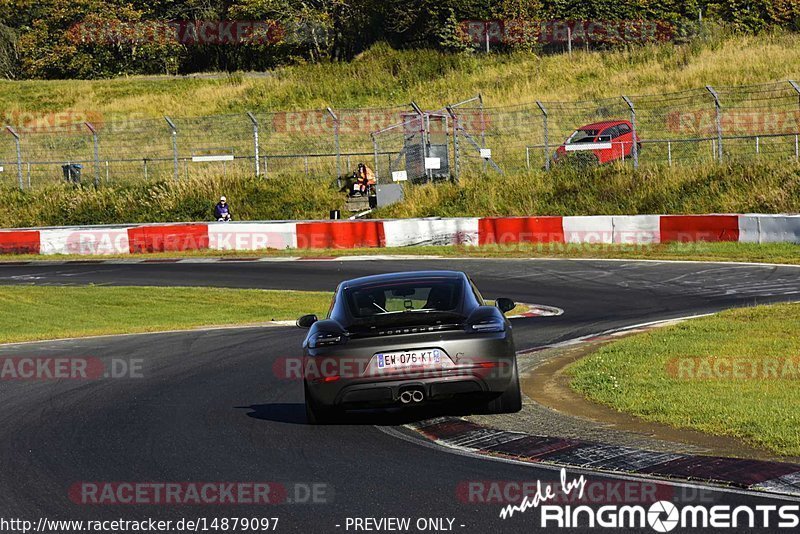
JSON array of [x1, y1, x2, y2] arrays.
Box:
[[2, 33, 800, 226], [1, 32, 799, 117], [4, 159, 798, 227]]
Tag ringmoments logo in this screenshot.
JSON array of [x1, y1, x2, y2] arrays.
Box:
[[498, 469, 800, 531]]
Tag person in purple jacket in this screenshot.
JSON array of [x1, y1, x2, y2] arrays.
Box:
[[214, 196, 232, 221]]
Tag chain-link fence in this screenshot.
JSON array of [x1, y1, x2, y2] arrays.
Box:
[[0, 106, 408, 188], [2, 80, 800, 189], [371, 96, 504, 184], [518, 81, 800, 171]]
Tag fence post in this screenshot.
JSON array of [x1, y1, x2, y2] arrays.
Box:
[[411, 101, 428, 182], [790, 80, 800, 108], [445, 106, 460, 182], [621, 95, 639, 169], [164, 116, 179, 180], [326, 107, 342, 187], [536, 101, 549, 170], [371, 133, 380, 183], [85, 122, 100, 187], [246, 112, 260, 177], [479, 93, 487, 171], [705, 86, 723, 161], [795, 134, 799, 161], [5, 126, 22, 189], [791, 82, 800, 163]]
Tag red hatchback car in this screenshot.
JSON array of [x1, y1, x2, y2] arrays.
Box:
[[553, 120, 640, 165]]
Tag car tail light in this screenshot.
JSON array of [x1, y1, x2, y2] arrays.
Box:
[[313, 375, 341, 384], [468, 318, 506, 333], [308, 331, 347, 348]]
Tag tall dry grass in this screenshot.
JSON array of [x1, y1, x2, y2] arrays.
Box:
[[0, 32, 799, 117], [376, 159, 800, 218], [3, 172, 344, 227], [3, 158, 798, 227]]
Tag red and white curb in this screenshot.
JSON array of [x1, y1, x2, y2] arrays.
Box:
[[508, 304, 563, 319], [394, 314, 800, 499], [401, 417, 800, 498], [0, 214, 798, 256]]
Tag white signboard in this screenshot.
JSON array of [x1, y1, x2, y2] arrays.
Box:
[[391, 170, 408, 182], [0, 166, 4, 172], [424, 157, 441, 170], [191, 154, 235, 162], [565, 143, 612, 152], [480, 149, 492, 159]]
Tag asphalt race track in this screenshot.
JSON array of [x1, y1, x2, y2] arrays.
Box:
[[1, 258, 800, 533]]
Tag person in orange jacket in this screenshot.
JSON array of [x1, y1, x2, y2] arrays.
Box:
[[354, 163, 375, 196]]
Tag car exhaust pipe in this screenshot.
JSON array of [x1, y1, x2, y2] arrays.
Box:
[[411, 390, 424, 403], [400, 391, 413, 404]]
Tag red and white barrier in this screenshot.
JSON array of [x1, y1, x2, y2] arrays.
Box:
[[611, 215, 661, 244], [739, 215, 800, 244], [208, 222, 297, 251], [9, 214, 800, 256], [0, 229, 39, 254], [563, 216, 614, 244], [660, 215, 740, 243], [478, 216, 563, 245], [382, 218, 479, 247]]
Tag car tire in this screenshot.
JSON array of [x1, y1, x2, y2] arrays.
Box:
[[480, 360, 522, 414], [304, 383, 337, 424]]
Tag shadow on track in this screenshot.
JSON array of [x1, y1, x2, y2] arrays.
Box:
[[237, 402, 473, 426]]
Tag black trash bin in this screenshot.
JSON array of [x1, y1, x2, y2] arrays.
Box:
[[62, 164, 83, 184]]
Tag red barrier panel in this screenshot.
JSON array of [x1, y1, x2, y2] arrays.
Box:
[[478, 217, 564, 245], [0, 230, 40, 254], [127, 224, 209, 253], [296, 221, 385, 249], [660, 215, 740, 243]]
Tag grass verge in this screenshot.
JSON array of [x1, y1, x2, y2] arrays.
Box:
[[0, 286, 527, 344], [0, 286, 331, 344], [2, 242, 799, 266], [568, 303, 800, 456]]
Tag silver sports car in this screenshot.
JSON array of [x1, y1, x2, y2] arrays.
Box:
[[296, 270, 521, 424]]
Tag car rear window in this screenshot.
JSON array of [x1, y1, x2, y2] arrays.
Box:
[[599, 126, 619, 140], [345, 278, 463, 318], [567, 129, 599, 144]]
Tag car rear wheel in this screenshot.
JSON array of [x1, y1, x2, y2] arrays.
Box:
[[304, 383, 337, 424], [480, 361, 522, 414]]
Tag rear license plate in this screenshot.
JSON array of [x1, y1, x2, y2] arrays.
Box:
[[376, 349, 442, 370]]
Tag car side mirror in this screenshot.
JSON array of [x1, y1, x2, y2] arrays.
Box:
[[297, 314, 319, 328], [495, 298, 515, 314]]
